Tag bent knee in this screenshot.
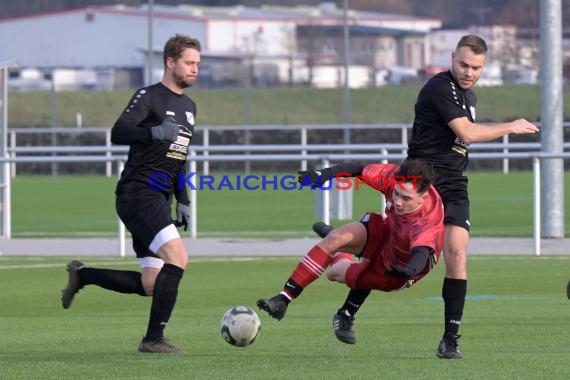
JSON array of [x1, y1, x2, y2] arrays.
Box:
[[172, 255, 188, 269], [444, 249, 468, 265], [326, 271, 336, 281], [157, 243, 189, 269], [320, 230, 350, 251], [326, 261, 350, 283], [326, 229, 345, 243], [327, 270, 346, 283]]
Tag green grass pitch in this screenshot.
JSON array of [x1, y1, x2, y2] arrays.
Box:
[[1, 255, 570, 379]]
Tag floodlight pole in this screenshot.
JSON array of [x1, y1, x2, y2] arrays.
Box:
[[342, 0, 351, 145], [540, 0, 564, 238], [147, 0, 154, 86], [0, 64, 13, 239]]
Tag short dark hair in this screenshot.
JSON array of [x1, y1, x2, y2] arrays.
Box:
[[163, 34, 201, 67], [395, 159, 434, 194], [456, 35, 488, 55]]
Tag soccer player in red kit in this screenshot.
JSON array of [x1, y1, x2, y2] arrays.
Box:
[[257, 159, 444, 346]]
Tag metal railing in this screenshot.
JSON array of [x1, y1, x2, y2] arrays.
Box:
[[0, 151, 569, 257], [7, 140, 570, 178], [8, 122, 569, 176]]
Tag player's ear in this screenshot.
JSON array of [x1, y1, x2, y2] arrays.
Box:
[[166, 56, 176, 69]]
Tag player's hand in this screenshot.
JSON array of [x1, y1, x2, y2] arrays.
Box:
[[510, 119, 540, 135], [174, 202, 190, 231], [151, 116, 181, 142], [386, 264, 412, 278], [297, 168, 332, 188]]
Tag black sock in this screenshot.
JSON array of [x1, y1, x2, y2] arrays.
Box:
[[442, 278, 467, 336], [144, 264, 184, 342], [282, 277, 303, 301], [340, 288, 371, 317], [79, 268, 146, 296]]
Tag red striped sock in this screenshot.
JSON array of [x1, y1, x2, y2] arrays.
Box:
[[288, 246, 332, 290]]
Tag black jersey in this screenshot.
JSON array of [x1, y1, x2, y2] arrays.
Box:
[[407, 71, 477, 172], [111, 82, 196, 202]]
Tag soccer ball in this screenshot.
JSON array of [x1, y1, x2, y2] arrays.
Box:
[[220, 306, 261, 347]]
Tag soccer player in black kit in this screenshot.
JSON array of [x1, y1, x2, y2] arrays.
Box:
[[61, 34, 201, 353], [317, 35, 539, 358]]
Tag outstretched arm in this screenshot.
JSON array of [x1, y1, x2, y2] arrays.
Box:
[[448, 117, 539, 145], [297, 161, 365, 188]]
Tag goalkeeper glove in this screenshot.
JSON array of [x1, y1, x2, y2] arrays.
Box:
[[150, 116, 181, 142], [297, 168, 333, 188], [174, 202, 190, 231]]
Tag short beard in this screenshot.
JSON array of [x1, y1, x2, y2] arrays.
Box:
[[173, 72, 193, 89]]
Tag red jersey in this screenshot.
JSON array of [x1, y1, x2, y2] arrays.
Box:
[[362, 163, 444, 269]]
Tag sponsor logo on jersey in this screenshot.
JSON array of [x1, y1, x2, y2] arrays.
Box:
[[186, 111, 195, 125], [166, 128, 192, 160], [176, 136, 190, 146], [166, 150, 187, 160], [469, 106, 476, 121], [452, 137, 469, 156]]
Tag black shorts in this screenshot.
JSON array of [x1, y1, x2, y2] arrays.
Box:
[[115, 190, 174, 258], [433, 171, 470, 232]]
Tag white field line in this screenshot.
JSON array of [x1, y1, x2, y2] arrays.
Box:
[[12, 230, 313, 237], [0, 256, 293, 270]]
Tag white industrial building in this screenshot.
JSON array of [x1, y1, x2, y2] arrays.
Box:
[[0, 2, 444, 89]]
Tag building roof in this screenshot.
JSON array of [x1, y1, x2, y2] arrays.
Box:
[[297, 24, 427, 38], [0, 3, 441, 69], [0, 2, 440, 25]]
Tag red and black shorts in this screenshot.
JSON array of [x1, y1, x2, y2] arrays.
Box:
[[345, 213, 427, 292]]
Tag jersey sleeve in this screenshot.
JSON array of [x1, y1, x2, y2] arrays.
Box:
[[426, 77, 471, 125], [361, 163, 398, 193], [111, 88, 153, 145]]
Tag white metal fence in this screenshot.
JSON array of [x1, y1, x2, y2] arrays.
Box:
[[8, 122, 569, 177], [0, 151, 569, 257], [2, 123, 570, 256]]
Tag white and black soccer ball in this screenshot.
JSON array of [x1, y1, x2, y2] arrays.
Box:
[[220, 306, 261, 347]]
